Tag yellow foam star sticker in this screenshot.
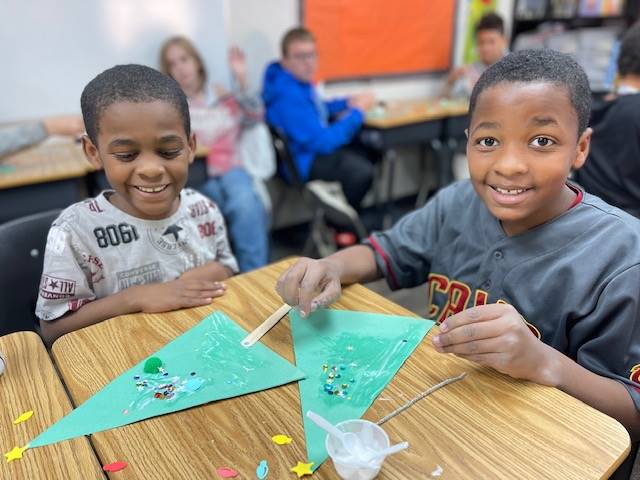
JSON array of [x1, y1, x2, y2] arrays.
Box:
[[13, 410, 34, 425], [271, 434, 293, 445], [5, 445, 29, 463], [290, 461, 314, 477]]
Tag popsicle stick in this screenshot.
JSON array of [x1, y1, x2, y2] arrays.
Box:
[[241, 304, 292, 348]]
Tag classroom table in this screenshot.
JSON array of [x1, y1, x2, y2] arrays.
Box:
[[0, 141, 93, 223], [363, 98, 469, 224], [50, 259, 630, 479], [0, 331, 105, 479]]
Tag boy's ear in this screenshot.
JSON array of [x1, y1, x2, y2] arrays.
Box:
[[187, 132, 197, 165], [572, 127, 592, 170], [81, 134, 103, 170]]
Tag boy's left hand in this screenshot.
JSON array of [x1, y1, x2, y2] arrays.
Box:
[[432, 304, 558, 386]]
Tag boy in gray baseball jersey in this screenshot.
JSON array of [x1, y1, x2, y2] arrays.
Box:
[[36, 65, 238, 346], [276, 50, 640, 447]]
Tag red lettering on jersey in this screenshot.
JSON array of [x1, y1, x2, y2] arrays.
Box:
[[437, 281, 471, 324], [630, 365, 640, 393], [474, 289, 488, 306], [427, 274, 449, 318]]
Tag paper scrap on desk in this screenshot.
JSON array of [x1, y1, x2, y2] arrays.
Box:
[[13, 410, 34, 424], [291, 308, 434, 470], [28, 311, 305, 448]]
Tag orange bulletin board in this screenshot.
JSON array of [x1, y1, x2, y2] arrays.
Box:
[[302, 0, 457, 81]]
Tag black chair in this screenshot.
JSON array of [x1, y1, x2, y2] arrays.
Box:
[[268, 126, 367, 257], [0, 209, 61, 336]]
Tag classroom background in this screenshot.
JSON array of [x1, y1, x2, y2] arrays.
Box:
[[2, 0, 640, 477]]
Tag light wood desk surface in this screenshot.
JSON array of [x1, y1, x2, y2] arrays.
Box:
[[0, 141, 94, 190], [52, 259, 630, 479], [365, 98, 469, 129], [0, 331, 104, 479]]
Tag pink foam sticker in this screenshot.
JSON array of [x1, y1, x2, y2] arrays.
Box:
[[217, 466, 239, 478], [103, 461, 128, 472]]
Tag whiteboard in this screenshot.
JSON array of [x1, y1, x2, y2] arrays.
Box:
[[0, 0, 230, 122]]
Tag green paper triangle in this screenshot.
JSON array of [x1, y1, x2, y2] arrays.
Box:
[[290, 309, 434, 469], [30, 311, 305, 448]]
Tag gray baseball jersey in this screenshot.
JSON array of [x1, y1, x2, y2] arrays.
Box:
[[365, 180, 640, 410], [36, 188, 238, 322]]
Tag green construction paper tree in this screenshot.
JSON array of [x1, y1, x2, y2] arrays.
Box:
[[30, 311, 305, 448], [290, 309, 435, 469]]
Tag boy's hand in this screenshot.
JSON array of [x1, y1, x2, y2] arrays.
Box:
[[432, 303, 558, 385], [276, 258, 343, 317], [228, 46, 248, 89], [348, 92, 376, 112], [135, 279, 226, 313]]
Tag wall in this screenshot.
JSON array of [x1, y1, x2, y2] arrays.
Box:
[[226, 0, 513, 99], [0, 0, 230, 123]]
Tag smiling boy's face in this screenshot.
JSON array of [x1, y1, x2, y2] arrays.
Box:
[[467, 81, 592, 236], [82, 100, 195, 220]]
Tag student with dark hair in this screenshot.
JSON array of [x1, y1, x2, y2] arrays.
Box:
[[36, 64, 238, 345], [262, 27, 375, 211], [443, 12, 508, 98], [575, 22, 640, 218], [277, 50, 640, 459]]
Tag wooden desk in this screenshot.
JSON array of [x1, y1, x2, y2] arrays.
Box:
[[365, 98, 469, 130], [51, 260, 630, 479], [0, 142, 93, 223], [363, 98, 470, 223], [0, 331, 104, 479], [0, 141, 93, 190]]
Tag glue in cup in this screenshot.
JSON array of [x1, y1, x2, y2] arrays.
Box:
[[325, 419, 390, 480]]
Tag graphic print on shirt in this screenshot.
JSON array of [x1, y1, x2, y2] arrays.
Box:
[[148, 218, 189, 255], [116, 262, 163, 290], [81, 253, 105, 285], [39, 274, 76, 300], [85, 199, 105, 214], [188, 198, 215, 218], [93, 223, 140, 249], [427, 273, 541, 339]]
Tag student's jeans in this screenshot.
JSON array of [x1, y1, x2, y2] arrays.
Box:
[[199, 167, 269, 272]]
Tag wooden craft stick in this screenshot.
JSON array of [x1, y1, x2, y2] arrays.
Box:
[[241, 304, 292, 348]]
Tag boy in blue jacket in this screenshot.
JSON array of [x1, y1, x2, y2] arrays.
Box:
[[262, 27, 375, 209]]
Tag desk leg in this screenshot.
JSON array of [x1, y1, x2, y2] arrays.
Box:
[[416, 140, 442, 207], [382, 149, 397, 229]]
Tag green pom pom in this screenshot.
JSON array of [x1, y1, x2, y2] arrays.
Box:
[[143, 357, 163, 374]]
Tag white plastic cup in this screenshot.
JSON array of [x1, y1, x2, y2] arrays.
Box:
[[0, 351, 5, 376], [325, 419, 390, 480]]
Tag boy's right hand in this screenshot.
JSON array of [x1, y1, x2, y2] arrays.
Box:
[[276, 258, 343, 317], [134, 279, 226, 313]]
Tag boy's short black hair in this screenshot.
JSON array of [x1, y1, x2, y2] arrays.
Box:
[[475, 12, 505, 35], [618, 22, 640, 77], [469, 49, 591, 135], [80, 64, 190, 145]]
